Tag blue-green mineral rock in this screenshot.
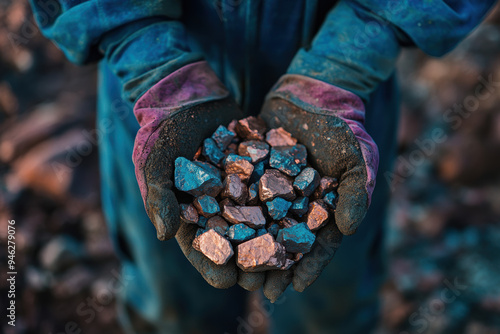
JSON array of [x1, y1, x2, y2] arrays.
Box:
[[277, 223, 315, 254]]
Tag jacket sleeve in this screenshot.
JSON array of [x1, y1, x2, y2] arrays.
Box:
[[29, 0, 204, 102], [287, 0, 497, 102]]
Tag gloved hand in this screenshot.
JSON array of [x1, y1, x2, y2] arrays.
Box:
[[133, 61, 244, 288], [253, 74, 379, 301]]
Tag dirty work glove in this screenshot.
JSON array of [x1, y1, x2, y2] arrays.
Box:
[[256, 74, 379, 301], [133, 61, 244, 288]]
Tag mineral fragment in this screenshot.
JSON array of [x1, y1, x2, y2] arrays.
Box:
[[305, 200, 330, 231], [235, 116, 267, 141], [221, 174, 248, 205], [323, 190, 338, 210], [267, 223, 279, 237], [266, 197, 292, 220], [259, 169, 295, 202], [293, 167, 320, 197], [249, 160, 266, 184], [227, 119, 238, 133], [193, 161, 221, 178], [269, 144, 307, 176], [224, 154, 254, 183], [237, 234, 287, 272], [265, 127, 297, 147], [175, 157, 222, 197], [222, 206, 266, 228], [289, 197, 309, 217], [212, 125, 236, 151], [206, 216, 229, 235], [197, 216, 208, 228], [256, 228, 268, 237], [247, 182, 259, 205], [193, 195, 220, 218], [179, 203, 199, 225], [193, 229, 234, 265], [277, 223, 315, 254], [227, 224, 256, 243], [278, 217, 299, 229], [238, 140, 270, 163], [202, 138, 225, 165], [219, 198, 235, 211], [312, 176, 338, 200]]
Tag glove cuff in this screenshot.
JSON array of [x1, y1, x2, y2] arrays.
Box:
[[267, 74, 378, 204], [133, 61, 229, 201]]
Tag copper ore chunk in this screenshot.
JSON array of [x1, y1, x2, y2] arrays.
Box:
[[266, 197, 292, 220], [206, 216, 229, 236], [222, 206, 266, 228], [226, 224, 256, 243], [267, 223, 279, 237], [212, 125, 236, 151], [269, 144, 307, 176], [221, 174, 248, 205], [305, 200, 330, 231], [238, 140, 270, 163], [265, 127, 297, 147], [219, 198, 235, 212], [247, 182, 259, 205], [289, 196, 309, 217], [312, 176, 339, 200], [197, 216, 207, 228], [278, 217, 299, 229], [202, 137, 225, 165], [224, 143, 238, 155], [237, 234, 287, 272], [193, 195, 220, 218], [227, 119, 238, 133], [293, 167, 320, 197], [193, 146, 203, 160], [179, 203, 199, 225], [256, 228, 268, 237], [193, 161, 221, 178], [235, 116, 267, 141], [224, 154, 254, 183], [174, 157, 222, 197], [258, 169, 295, 202], [193, 229, 234, 265], [323, 190, 338, 210], [277, 223, 316, 254]]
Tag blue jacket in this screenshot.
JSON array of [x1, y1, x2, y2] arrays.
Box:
[[31, 0, 495, 110]]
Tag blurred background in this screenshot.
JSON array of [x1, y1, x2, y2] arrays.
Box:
[[1, 1, 500, 333]]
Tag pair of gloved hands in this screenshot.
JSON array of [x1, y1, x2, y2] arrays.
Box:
[[132, 61, 378, 302]]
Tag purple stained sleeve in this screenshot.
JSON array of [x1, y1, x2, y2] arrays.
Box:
[[132, 61, 229, 201], [268, 74, 378, 203]]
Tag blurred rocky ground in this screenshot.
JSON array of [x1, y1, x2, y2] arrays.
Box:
[[0, 1, 499, 334]]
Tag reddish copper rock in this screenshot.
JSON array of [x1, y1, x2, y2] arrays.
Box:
[[221, 174, 248, 205], [192, 229, 234, 265], [265, 127, 297, 147], [258, 169, 296, 202], [238, 140, 270, 163], [224, 155, 254, 183], [235, 116, 267, 141], [305, 200, 330, 231], [222, 205, 266, 228], [179, 203, 199, 225], [224, 143, 238, 155], [311, 176, 339, 200], [278, 217, 299, 229], [237, 233, 287, 272], [219, 198, 235, 211], [227, 119, 238, 133], [206, 216, 229, 236]]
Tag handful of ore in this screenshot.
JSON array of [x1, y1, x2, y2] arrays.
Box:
[[174, 116, 338, 273]]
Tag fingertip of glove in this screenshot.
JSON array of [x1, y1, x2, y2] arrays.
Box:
[[335, 192, 368, 236], [238, 271, 265, 291], [263, 270, 293, 303]]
